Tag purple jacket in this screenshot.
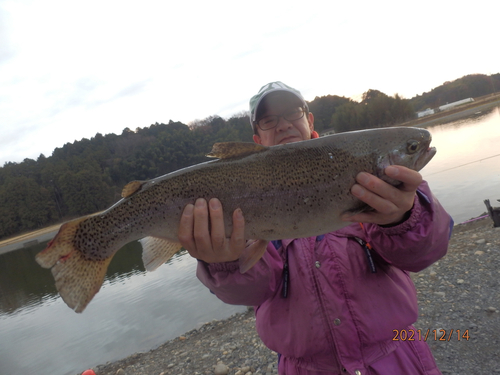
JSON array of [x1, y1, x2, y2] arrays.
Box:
[[197, 182, 452, 374]]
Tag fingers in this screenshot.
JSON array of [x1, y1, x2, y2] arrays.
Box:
[[385, 166, 423, 191], [343, 166, 421, 225], [354, 168, 420, 210], [350, 182, 398, 215], [351, 174, 402, 215], [178, 198, 213, 258], [192, 198, 212, 253], [229, 208, 246, 255], [209, 199, 245, 261], [178, 198, 246, 263], [178, 203, 197, 253], [208, 198, 226, 252]]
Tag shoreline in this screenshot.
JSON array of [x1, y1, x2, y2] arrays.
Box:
[[318, 94, 500, 136], [398, 93, 500, 129], [93, 216, 500, 375], [0, 224, 60, 255]]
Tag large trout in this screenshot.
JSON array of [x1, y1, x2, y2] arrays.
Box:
[[36, 127, 436, 312]]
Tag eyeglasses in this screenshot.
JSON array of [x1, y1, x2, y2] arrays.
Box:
[[255, 107, 306, 131]]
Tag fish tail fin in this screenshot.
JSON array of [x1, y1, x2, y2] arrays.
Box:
[[36, 216, 112, 313], [239, 239, 269, 274], [139, 236, 183, 271]]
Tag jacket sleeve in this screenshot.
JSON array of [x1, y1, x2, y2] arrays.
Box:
[[195, 242, 284, 306], [364, 180, 453, 272]]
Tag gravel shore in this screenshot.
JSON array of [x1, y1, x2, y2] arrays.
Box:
[[94, 216, 500, 375]]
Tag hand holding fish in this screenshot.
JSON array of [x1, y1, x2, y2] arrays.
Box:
[[178, 198, 268, 267], [178, 198, 245, 262], [342, 165, 423, 226]]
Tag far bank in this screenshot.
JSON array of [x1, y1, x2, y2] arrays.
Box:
[[397, 92, 500, 129]]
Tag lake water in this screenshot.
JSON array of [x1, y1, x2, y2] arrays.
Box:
[[420, 105, 500, 223], [1, 106, 499, 375], [0, 243, 246, 375]]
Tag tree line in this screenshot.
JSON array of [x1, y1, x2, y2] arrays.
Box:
[[0, 117, 256, 239], [409, 73, 500, 111], [1, 73, 498, 240]]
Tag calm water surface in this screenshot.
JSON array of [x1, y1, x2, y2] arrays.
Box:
[[0, 106, 499, 375], [0, 243, 245, 375], [421, 105, 500, 222]]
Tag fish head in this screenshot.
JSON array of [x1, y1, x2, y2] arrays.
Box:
[[376, 127, 436, 183]]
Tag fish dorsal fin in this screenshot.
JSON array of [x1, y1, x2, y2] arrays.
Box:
[[207, 142, 268, 159], [121, 180, 145, 198]]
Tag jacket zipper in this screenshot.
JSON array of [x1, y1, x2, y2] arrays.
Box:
[[352, 236, 377, 273], [310, 237, 344, 373]]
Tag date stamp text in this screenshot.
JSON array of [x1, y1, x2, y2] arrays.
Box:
[[393, 329, 470, 341]]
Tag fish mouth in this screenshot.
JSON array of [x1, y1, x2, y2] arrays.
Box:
[[415, 146, 437, 171]]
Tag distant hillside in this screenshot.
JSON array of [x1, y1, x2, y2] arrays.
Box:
[[409, 73, 500, 111], [305, 73, 500, 132]]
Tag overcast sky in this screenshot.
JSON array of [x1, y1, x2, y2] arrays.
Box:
[[1, 0, 498, 165]]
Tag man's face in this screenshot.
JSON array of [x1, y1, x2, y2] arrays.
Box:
[[253, 93, 314, 147]]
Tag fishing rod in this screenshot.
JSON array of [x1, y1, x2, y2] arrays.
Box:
[[425, 153, 500, 176]]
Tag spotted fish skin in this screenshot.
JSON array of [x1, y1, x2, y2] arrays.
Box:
[[36, 127, 436, 312]]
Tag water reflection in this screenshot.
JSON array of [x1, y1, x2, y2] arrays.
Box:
[[0, 241, 56, 315], [422, 105, 500, 223], [0, 240, 146, 315], [425, 107, 500, 171], [0, 236, 199, 317], [0, 242, 245, 375]]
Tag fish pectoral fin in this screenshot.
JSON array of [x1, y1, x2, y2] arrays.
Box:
[[238, 239, 269, 274], [35, 216, 112, 313], [207, 142, 268, 159], [121, 180, 146, 198], [342, 203, 373, 217], [139, 236, 183, 271]]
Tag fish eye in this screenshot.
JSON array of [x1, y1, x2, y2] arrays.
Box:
[[407, 140, 420, 154]]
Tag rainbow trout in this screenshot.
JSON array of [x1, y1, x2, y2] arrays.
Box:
[[36, 127, 436, 312]]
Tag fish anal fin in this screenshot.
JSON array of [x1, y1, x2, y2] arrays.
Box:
[[122, 180, 146, 198], [139, 236, 183, 271], [207, 142, 268, 159], [238, 239, 268, 274]]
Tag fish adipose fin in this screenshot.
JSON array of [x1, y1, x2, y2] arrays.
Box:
[[139, 237, 183, 271], [35, 216, 112, 313], [207, 142, 268, 159], [238, 239, 268, 274], [121, 180, 146, 198]]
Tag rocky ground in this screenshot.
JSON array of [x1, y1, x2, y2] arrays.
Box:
[[412, 217, 500, 373], [93, 217, 499, 375]]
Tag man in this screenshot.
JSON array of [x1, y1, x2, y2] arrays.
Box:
[[178, 82, 451, 374]]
